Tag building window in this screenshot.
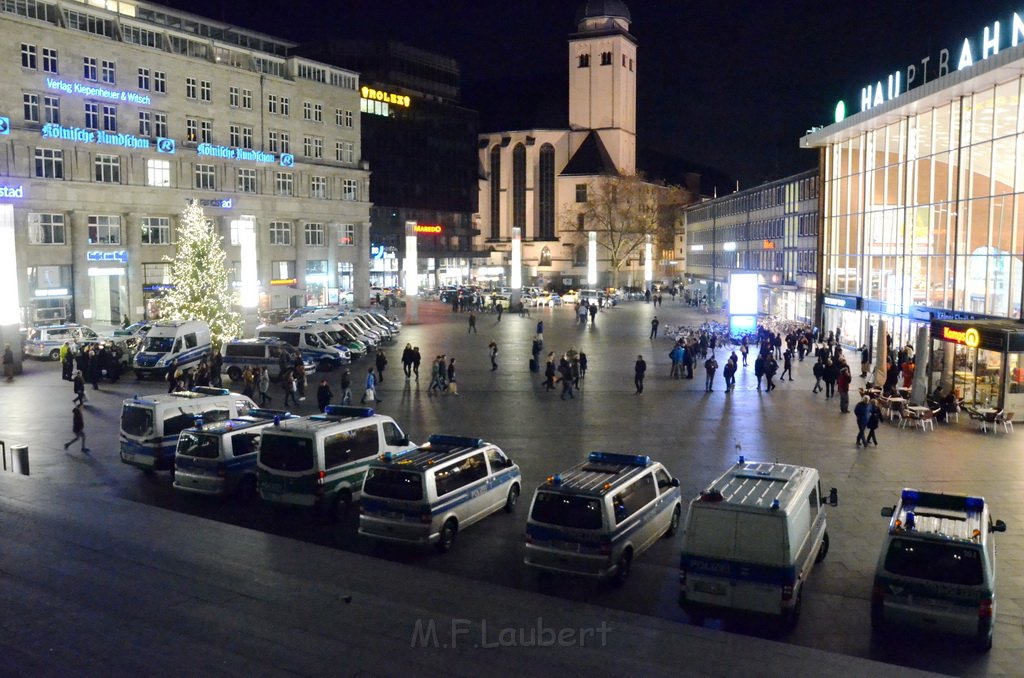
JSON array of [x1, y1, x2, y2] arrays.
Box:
[[337, 223, 355, 246], [241, 126, 253, 149], [279, 132, 290, 154], [82, 56, 96, 80], [575, 184, 587, 202], [194, 164, 216, 190], [268, 130, 280, 153], [313, 103, 323, 122], [303, 136, 323, 158], [84, 102, 98, 129], [21, 43, 37, 69], [577, 53, 589, 68], [342, 179, 358, 201], [101, 59, 115, 84], [147, 158, 170, 187], [303, 101, 313, 120], [512, 143, 526, 232], [539, 246, 552, 266], [42, 47, 57, 74], [275, 172, 293, 196], [153, 112, 167, 138], [241, 88, 252, 109], [344, 110, 353, 127], [200, 80, 211, 103], [102, 104, 116, 131], [237, 168, 256, 193], [186, 118, 197, 143], [153, 70, 166, 94], [43, 96, 59, 124], [304, 223, 325, 246], [269, 221, 291, 245], [186, 77, 197, 99], [138, 67, 150, 90], [267, 93, 277, 114], [200, 120, 212, 143], [23, 93, 39, 122], [336, 140, 354, 163], [280, 96, 290, 116], [94, 154, 120, 183], [310, 176, 327, 199], [28, 213, 65, 244], [538, 144, 555, 239], [489, 146, 501, 239], [577, 213, 585, 231], [88, 215, 121, 244], [229, 124, 240, 147], [229, 86, 239, 107], [140, 217, 170, 245], [600, 51, 612, 66]]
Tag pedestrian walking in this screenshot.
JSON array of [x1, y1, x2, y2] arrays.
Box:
[[412, 347, 422, 380], [489, 341, 498, 371], [496, 303, 503, 322], [634, 355, 647, 394], [824, 359, 838, 399], [579, 352, 588, 380], [316, 378, 334, 412], [63, 403, 89, 453], [72, 371, 87, 405], [446, 358, 459, 396], [340, 368, 352, 405], [282, 369, 299, 407], [723, 356, 737, 391], [854, 396, 870, 446], [375, 350, 388, 384], [401, 343, 414, 379], [859, 344, 871, 378], [865, 399, 882, 446], [704, 356, 718, 392], [754, 355, 765, 391], [361, 367, 382, 403], [294, 361, 307, 401], [258, 367, 272, 406], [765, 355, 779, 392], [468, 311, 477, 334], [428, 356, 444, 396], [780, 349, 794, 381], [837, 362, 852, 413], [558, 356, 574, 400], [61, 342, 74, 381], [589, 303, 597, 326], [544, 353, 557, 391], [650, 316, 660, 339], [740, 339, 749, 367], [536, 321, 544, 343], [2, 343, 14, 383], [242, 366, 255, 399], [812, 359, 824, 394]]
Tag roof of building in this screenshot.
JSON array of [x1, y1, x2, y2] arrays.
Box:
[[561, 131, 618, 176], [576, 0, 632, 23]]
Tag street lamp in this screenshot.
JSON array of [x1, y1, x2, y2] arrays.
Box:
[[587, 231, 597, 286], [644, 234, 653, 288], [404, 221, 419, 323], [511, 227, 522, 306]]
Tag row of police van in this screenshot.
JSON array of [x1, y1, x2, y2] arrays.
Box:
[[116, 387, 1007, 651]]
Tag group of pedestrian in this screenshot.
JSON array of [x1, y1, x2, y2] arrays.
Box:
[[400, 343, 423, 379], [428, 355, 458, 396]]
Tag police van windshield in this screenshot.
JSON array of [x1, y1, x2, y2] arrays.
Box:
[[177, 431, 220, 459], [144, 336, 174, 353], [530, 492, 603, 530], [121, 405, 155, 437], [884, 539, 984, 586], [363, 468, 424, 501], [259, 434, 315, 472]]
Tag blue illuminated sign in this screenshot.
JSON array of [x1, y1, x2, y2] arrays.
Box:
[[192, 198, 233, 209], [156, 137, 176, 154], [42, 123, 150, 149], [45, 77, 151, 105], [197, 143, 290, 166], [280, 153, 294, 168], [87, 250, 128, 263], [0, 117, 9, 134], [0, 185, 24, 198]]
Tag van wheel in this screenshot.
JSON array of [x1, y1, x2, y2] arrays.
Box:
[[227, 366, 242, 382], [665, 505, 681, 538], [815, 531, 830, 563], [320, 358, 335, 372], [236, 476, 257, 502], [504, 484, 520, 513], [49, 348, 61, 361], [612, 549, 632, 587], [437, 519, 457, 553], [331, 491, 352, 522]]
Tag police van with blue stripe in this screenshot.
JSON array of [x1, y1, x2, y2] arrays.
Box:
[[524, 452, 682, 586], [360, 435, 521, 552], [172, 408, 298, 500], [119, 387, 258, 473], [132, 320, 211, 378], [678, 459, 838, 627]]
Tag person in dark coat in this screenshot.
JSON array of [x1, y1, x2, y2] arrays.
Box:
[[375, 350, 388, 384], [754, 355, 766, 391], [543, 354, 556, 390], [401, 343, 414, 379], [634, 355, 647, 394], [411, 347, 422, 380], [865, 399, 882, 446], [63, 403, 89, 453], [316, 378, 333, 412], [764, 355, 779, 392], [854, 396, 870, 446], [704, 356, 718, 392], [72, 371, 87, 405]]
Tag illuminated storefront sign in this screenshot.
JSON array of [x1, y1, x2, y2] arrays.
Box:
[[942, 326, 981, 348], [87, 250, 128, 263], [270, 278, 297, 286], [197, 143, 292, 167], [42, 123, 150, 149], [414, 224, 443, 234], [0, 185, 24, 198], [45, 77, 151, 105], [763, 240, 775, 249], [360, 86, 411, 108], [191, 198, 233, 209]]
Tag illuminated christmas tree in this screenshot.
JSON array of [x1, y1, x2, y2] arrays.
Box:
[[161, 200, 241, 349]]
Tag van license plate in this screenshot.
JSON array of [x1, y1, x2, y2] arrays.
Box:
[[694, 581, 726, 596], [550, 540, 579, 552]]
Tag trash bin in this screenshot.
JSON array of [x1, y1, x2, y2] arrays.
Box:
[[11, 444, 29, 476]]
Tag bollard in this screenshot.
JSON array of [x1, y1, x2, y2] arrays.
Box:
[[11, 444, 29, 476]]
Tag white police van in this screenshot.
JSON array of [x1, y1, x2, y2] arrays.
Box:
[[256, 406, 414, 520], [359, 434, 521, 552], [254, 324, 350, 372], [172, 408, 297, 500], [524, 452, 682, 586], [133, 320, 212, 378], [119, 387, 257, 473], [221, 338, 314, 383], [678, 458, 838, 627], [872, 488, 1007, 651]]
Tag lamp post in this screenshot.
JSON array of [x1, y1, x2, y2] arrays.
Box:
[[587, 231, 597, 287], [235, 215, 259, 335], [644, 234, 653, 291], [404, 220, 419, 323], [511, 227, 522, 307]]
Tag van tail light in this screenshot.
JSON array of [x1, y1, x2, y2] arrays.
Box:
[[599, 542, 612, 556], [314, 470, 326, 496], [781, 585, 794, 601], [871, 584, 885, 605], [979, 597, 993, 619], [419, 508, 432, 524]]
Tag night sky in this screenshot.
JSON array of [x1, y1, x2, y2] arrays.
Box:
[[156, 0, 1024, 193]]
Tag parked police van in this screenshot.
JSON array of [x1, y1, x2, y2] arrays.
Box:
[[678, 459, 838, 627], [221, 338, 314, 382], [254, 324, 350, 371], [524, 452, 682, 586], [256, 406, 414, 520], [172, 408, 298, 499], [360, 434, 521, 552], [119, 387, 258, 472], [872, 488, 1007, 651], [133, 320, 212, 378], [25, 324, 98, 360]]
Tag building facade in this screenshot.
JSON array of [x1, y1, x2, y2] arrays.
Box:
[[683, 170, 819, 322], [476, 0, 638, 289], [295, 40, 481, 290], [1, 0, 371, 329], [802, 11, 1024, 415]]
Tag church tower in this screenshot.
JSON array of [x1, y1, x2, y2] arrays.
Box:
[[568, 1, 637, 174]]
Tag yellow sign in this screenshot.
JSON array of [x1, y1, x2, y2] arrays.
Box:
[[942, 326, 980, 348], [360, 86, 411, 108]]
